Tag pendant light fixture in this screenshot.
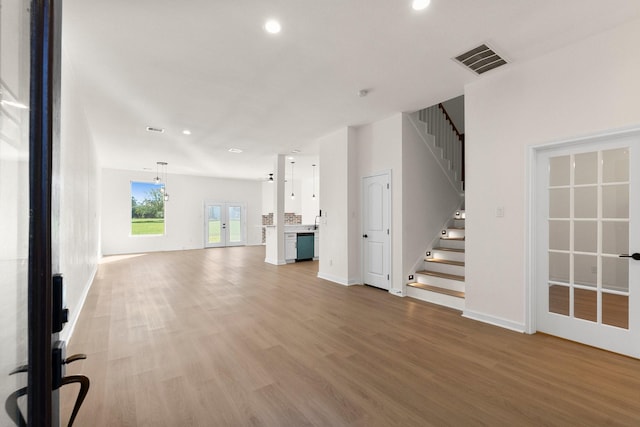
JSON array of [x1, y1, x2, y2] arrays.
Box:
[[154, 162, 161, 184], [311, 164, 317, 199], [290, 161, 295, 200], [155, 161, 169, 202]]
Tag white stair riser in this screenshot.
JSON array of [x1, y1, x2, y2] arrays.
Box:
[[416, 274, 465, 292], [453, 218, 465, 228], [423, 261, 464, 276], [406, 287, 464, 311], [445, 229, 465, 239], [438, 238, 465, 250], [431, 250, 465, 262]]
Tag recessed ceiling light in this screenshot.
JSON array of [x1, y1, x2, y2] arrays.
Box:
[[287, 156, 294, 160], [146, 126, 165, 133], [228, 148, 243, 153], [291, 149, 301, 154], [412, 0, 431, 11], [182, 129, 191, 135], [264, 19, 281, 34]]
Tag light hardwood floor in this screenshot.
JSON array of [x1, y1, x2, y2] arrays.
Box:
[[62, 246, 640, 426]]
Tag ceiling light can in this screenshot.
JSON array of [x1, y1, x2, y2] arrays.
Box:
[[412, 0, 431, 11], [264, 19, 281, 34]]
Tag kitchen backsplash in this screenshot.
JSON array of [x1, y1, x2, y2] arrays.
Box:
[[261, 212, 302, 242]]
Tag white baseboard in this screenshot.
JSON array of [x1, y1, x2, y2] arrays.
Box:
[[264, 257, 286, 265], [462, 309, 526, 333], [60, 264, 98, 344], [317, 272, 360, 286]]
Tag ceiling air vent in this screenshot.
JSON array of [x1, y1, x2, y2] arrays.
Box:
[[454, 44, 507, 75], [146, 126, 165, 133]]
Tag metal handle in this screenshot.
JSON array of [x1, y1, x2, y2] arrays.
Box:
[[62, 375, 91, 427], [65, 354, 87, 365], [362, 234, 368, 238], [619, 253, 640, 260]]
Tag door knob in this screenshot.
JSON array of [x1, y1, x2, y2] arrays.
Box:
[[619, 253, 640, 260], [362, 234, 368, 238]]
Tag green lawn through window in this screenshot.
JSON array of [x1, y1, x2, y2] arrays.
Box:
[[132, 218, 165, 235], [208, 219, 241, 243]]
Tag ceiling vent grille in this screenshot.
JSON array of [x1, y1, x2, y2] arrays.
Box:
[[454, 44, 507, 75], [146, 126, 165, 133]]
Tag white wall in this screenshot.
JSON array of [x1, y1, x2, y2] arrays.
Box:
[[101, 169, 262, 255], [58, 50, 101, 342], [318, 128, 357, 284], [261, 158, 320, 224], [464, 18, 640, 330], [261, 180, 274, 215], [401, 113, 462, 284], [354, 114, 403, 291], [299, 162, 321, 224]]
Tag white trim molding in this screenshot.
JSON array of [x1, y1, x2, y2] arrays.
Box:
[[463, 309, 526, 333], [60, 264, 98, 344], [317, 272, 360, 286]]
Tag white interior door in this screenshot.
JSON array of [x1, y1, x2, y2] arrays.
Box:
[[205, 202, 246, 248], [362, 173, 391, 290], [535, 133, 640, 358]]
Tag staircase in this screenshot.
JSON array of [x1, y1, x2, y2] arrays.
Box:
[[407, 210, 466, 310], [415, 104, 464, 192]]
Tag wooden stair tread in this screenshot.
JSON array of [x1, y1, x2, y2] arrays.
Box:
[[433, 247, 465, 253], [440, 236, 465, 241], [425, 258, 464, 267], [416, 270, 465, 282], [448, 226, 465, 230], [407, 283, 465, 298]]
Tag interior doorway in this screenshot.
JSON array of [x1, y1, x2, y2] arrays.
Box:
[[532, 130, 640, 358], [362, 172, 391, 290]]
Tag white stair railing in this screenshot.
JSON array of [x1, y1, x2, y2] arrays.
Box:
[[417, 105, 463, 186]]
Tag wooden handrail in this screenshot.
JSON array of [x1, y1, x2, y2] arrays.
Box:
[[438, 103, 464, 187], [438, 103, 463, 140]]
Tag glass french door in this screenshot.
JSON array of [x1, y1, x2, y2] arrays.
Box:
[[1, 1, 68, 424], [535, 133, 640, 358], [1, 0, 31, 423], [205, 202, 247, 247]]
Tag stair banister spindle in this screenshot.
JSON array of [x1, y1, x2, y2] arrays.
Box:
[[439, 112, 445, 148], [414, 105, 464, 191], [446, 126, 452, 162]]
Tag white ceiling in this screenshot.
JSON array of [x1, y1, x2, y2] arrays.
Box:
[[62, 0, 640, 181]]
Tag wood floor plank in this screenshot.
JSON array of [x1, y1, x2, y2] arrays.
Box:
[[61, 246, 640, 426]]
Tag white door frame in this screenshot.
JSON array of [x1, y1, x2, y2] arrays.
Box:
[[526, 126, 640, 344], [204, 201, 247, 248], [361, 170, 392, 291]]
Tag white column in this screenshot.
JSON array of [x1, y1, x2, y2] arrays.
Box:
[[265, 154, 287, 265]]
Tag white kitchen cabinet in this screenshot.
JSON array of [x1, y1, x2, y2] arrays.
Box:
[[314, 232, 319, 259], [285, 233, 297, 261]]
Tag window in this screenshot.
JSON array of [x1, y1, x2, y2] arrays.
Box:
[[131, 181, 165, 235]]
